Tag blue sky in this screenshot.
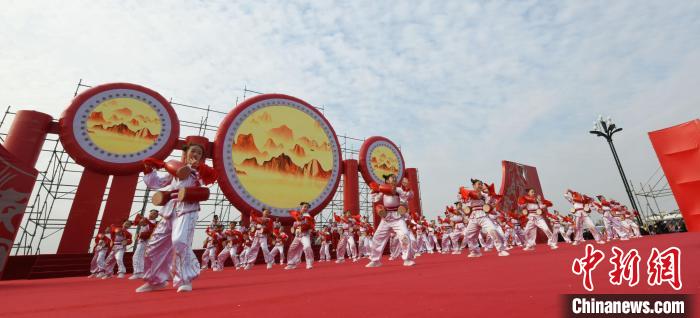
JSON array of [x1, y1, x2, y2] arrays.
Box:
[[1, 0, 698, 222]]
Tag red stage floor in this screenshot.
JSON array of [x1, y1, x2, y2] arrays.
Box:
[[2, 233, 698, 318]]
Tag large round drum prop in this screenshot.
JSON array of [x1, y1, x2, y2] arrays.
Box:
[[59, 83, 180, 175], [214, 94, 342, 219], [358, 136, 405, 185]]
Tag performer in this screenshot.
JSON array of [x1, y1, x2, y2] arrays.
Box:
[[130, 210, 158, 280], [461, 179, 509, 257], [201, 224, 224, 271], [269, 226, 289, 265], [438, 212, 453, 254], [426, 220, 440, 253], [318, 226, 333, 262], [565, 189, 605, 245], [101, 220, 134, 278], [357, 217, 370, 258], [518, 188, 558, 251], [88, 228, 111, 278], [366, 174, 416, 267], [334, 210, 360, 263], [285, 202, 316, 270], [238, 232, 253, 269], [217, 221, 244, 270], [447, 203, 465, 253], [594, 195, 629, 241], [244, 208, 274, 270], [136, 138, 218, 293]]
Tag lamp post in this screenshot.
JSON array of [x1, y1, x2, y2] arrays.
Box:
[[589, 115, 643, 225]]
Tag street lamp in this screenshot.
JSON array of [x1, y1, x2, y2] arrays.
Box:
[[589, 115, 643, 225]]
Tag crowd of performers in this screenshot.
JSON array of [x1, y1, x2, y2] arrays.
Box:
[[87, 150, 642, 293]]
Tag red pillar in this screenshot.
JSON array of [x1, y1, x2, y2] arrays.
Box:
[[0, 110, 53, 276], [405, 168, 422, 216], [57, 169, 109, 253], [99, 174, 139, 233], [343, 160, 359, 215]]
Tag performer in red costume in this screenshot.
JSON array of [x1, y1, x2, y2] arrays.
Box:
[[136, 139, 218, 293], [201, 224, 224, 271], [88, 228, 111, 278], [461, 179, 509, 257], [102, 220, 133, 279], [269, 227, 289, 265], [518, 188, 558, 251], [334, 210, 360, 263], [366, 174, 416, 268], [217, 222, 244, 270], [593, 195, 629, 241], [564, 189, 605, 245], [244, 208, 274, 270], [130, 210, 158, 280], [318, 226, 333, 262], [285, 202, 316, 270]]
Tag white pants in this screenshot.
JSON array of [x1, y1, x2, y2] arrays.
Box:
[[358, 235, 369, 256], [369, 218, 415, 262], [217, 244, 240, 268], [556, 224, 571, 243], [604, 215, 629, 240], [574, 214, 602, 242], [132, 239, 148, 276], [523, 214, 556, 248], [269, 244, 285, 264], [389, 236, 401, 258], [90, 249, 107, 274], [103, 245, 126, 276], [450, 224, 465, 251], [466, 216, 505, 253], [319, 242, 331, 261], [287, 234, 314, 266], [143, 212, 200, 287], [441, 231, 453, 253], [246, 234, 271, 265], [336, 233, 357, 260]]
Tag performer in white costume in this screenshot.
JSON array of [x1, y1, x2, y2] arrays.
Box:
[[88, 228, 111, 278], [564, 189, 605, 245], [130, 210, 158, 280], [285, 202, 316, 270], [136, 138, 217, 293], [461, 179, 510, 257], [518, 189, 558, 251], [366, 175, 416, 268], [101, 220, 133, 279]]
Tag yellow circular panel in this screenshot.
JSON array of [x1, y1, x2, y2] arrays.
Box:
[[369, 145, 400, 179], [231, 105, 333, 209], [86, 98, 162, 155]]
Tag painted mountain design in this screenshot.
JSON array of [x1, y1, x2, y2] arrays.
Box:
[[302, 159, 331, 178], [261, 153, 301, 175], [234, 134, 260, 153], [264, 138, 283, 151], [297, 136, 331, 151], [269, 125, 293, 141], [257, 111, 272, 122], [290, 144, 306, 157], [89, 123, 158, 140], [115, 107, 133, 117], [88, 111, 107, 123], [239, 153, 330, 180]]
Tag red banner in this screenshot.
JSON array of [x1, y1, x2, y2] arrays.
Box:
[[648, 119, 700, 232]]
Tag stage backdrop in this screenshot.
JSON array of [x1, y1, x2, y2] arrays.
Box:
[[649, 119, 700, 232]]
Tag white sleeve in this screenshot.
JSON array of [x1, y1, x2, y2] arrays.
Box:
[[143, 171, 174, 190], [371, 192, 383, 203], [397, 187, 413, 202]]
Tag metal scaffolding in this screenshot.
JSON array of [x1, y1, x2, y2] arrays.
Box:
[[630, 166, 679, 224], [3, 79, 374, 255]]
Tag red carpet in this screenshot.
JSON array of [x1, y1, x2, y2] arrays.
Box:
[[1, 233, 698, 318]]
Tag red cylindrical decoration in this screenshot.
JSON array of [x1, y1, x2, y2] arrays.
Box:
[[0, 111, 52, 277], [649, 119, 700, 232], [4, 110, 53, 166], [343, 160, 359, 215], [405, 168, 422, 216]]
